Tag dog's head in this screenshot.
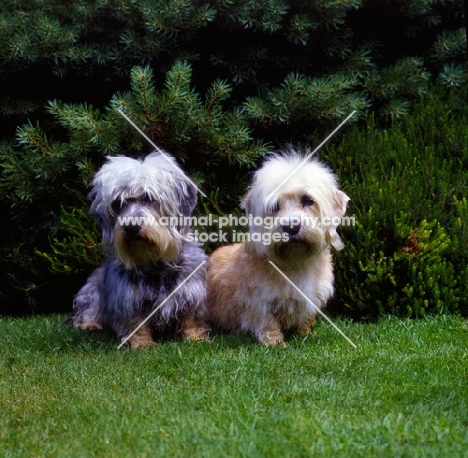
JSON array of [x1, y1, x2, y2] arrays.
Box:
[[241, 149, 349, 265], [89, 151, 198, 269]]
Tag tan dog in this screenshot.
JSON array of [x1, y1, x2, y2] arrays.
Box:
[[206, 150, 349, 345]]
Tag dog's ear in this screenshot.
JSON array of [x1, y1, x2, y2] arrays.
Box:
[[333, 189, 349, 218], [88, 187, 97, 204], [88, 187, 105, 228], [176, 180, 198, 216], [240, 192, 251, 215], [88, 181, 114, 252], [240, 192, 264, 256], [326, 189, 350, 251]]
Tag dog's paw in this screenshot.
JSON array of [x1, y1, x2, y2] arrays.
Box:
[[182, 327, 210, 341], [124, 335, 158, 350], [129, 339, 158, 350], [181, 315, 211, 342], [72, 320, 103, 331], [297, 319, 316, 336], [81, 322, 103, 331], [257, 329, 286, 346]]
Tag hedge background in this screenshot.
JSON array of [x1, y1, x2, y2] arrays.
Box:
[[0, 0, 467, 317]]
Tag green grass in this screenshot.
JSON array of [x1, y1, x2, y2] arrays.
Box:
[[1, 314, 467, 457]]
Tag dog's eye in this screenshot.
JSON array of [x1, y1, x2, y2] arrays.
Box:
[[301, 196, 315, 207], [270, 201, 280, 214], [111, 199, 124, 213]]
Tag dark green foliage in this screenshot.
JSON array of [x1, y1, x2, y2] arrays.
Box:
[[0, 0, 466, 314], [0, 61, 268, 314], [244, 72, 369, 127], [325, 86, 468, 319], [1, 0, 465, 132], [36, 202, 103, 276]]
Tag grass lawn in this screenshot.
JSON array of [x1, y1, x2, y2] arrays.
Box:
[[1, 314, 467, 457]]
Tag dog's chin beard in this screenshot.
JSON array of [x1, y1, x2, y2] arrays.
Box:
[[274, 240, 313, 263], [115, 228, 181, 269], [269, 232, 325, 266]]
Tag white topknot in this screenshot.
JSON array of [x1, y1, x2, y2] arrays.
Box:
[[89, 152, 197, 219], [241, 147, 350, 252], [242, 147, 346, 217]]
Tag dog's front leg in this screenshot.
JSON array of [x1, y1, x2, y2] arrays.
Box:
[[180, 314, 210, 341], [297, 313, 317, 335], [122, 321, 158, 349], [72, 266, 104, 330], [255, 313, 285, 346]]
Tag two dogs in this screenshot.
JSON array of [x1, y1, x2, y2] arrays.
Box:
[[72, 149, 349, 347]]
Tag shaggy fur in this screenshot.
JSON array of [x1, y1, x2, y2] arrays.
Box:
[[71, 152, 209, 348], [206, 149, 349, 345]]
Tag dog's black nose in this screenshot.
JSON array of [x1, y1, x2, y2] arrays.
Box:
[[281, 223, 301, 236], [124, 224, 141, 238]]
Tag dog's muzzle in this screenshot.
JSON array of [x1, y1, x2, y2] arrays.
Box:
[[280, 221, 301, 237], [279, 216, 302, 238], [124, 222, 142, 239]]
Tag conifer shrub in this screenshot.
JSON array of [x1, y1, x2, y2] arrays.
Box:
[[0, 62, 269, 314], [325, 87, 468, 319], [1, 0, 466, 134], [0, 0, 466, 314]]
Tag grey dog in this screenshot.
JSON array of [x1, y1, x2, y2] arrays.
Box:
[[71, 152, 209, 348]]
